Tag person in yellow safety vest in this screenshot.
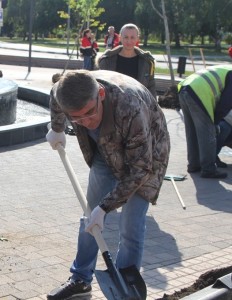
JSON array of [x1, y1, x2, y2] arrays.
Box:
[[178, 64, 232, 179]]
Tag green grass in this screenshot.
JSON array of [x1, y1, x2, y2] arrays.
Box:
[[1, 36, 231, 76], [1, 36, 230, 56], [155, 67, 193, 77]]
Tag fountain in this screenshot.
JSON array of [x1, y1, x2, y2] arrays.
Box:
[[0, 79, 51, 147], [0, 78, 18, 125]]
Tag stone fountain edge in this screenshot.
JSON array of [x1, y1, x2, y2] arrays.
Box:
[[0, 86, 51, 148]]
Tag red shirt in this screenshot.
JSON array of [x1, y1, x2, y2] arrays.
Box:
[[80, 36, 92, 56], [228, 47, 232, 58], [104, 33, 120, 49]]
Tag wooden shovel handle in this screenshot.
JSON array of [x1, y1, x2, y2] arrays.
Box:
[[57, 144, 109, 253], [170, 177, 186, 209]]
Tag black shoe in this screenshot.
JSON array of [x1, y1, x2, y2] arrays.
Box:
[[65, 126, 76, 136], [201, 170, 228, 179], [216, 157, 227, 168], [187, 167, 201, 173], [47, 278, 92, 300]]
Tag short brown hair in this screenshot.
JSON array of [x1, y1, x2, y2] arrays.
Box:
[[56, 70, 99, 112]]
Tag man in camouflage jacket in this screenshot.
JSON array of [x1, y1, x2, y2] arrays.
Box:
[[46, 70, 170, 299]]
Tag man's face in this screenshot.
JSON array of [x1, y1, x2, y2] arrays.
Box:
[[68, 97, 103, 130], [108, 27, 115, 36], [120, 28, 139, 50]]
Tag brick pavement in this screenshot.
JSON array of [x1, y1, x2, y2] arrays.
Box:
[[0, 64, 232, 299]]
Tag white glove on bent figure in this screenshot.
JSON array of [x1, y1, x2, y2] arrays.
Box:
[[46, 128, 66, 150], [85, 205, 106, 233]]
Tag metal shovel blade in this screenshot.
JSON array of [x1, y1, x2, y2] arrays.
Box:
[[95, 269, 127, 300], [120, 266, 147, 300], [95, 265, 147, 300]]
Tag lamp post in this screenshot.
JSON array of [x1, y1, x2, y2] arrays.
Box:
[[0, 0, 3, 34], [67, 1, 70, 55], [27, 0, 34, 76]]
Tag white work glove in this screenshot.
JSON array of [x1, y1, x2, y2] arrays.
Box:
[[85, 205, 106, 233], [46, 128, 66, 150]]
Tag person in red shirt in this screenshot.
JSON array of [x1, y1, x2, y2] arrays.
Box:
[[104, 26, 120, 49], [228, 46, 232, 59], [80, 29, 93, 70]]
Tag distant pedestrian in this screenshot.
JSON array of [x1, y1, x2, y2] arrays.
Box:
[[80, 29, 93, 70], [104, 26, 120, 49]]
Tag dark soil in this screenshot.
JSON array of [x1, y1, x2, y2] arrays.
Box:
[[158, 85, 180, 110], [157, 266, 232, 300]]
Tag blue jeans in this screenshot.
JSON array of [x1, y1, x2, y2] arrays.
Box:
[[179, 90, 217, 173], [83, 56, 92, 70], [70, 151, 149, 284], [217, 120, 232, 154]]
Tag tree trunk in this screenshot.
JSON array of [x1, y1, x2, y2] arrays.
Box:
[[190, 34, 194, 44], [143, 29, 149, 47], [161, 0, 175, 84], [174, 32, 181, 48]]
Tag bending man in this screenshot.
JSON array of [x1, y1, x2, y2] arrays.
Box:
[[46, 70, 170, 299]]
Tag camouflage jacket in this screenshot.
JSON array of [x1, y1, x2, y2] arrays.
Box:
[[97, 45, 157, 98], [50, 70, 170, 213]]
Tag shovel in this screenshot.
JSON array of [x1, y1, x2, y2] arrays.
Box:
[[56, 144, 147, 300], [164, 174, 187, 210]]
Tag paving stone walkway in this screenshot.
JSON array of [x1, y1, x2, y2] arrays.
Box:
[[0, 63, 232, 300]]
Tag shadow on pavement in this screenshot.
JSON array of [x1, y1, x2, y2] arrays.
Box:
[[190, 172, 232, 213], [104, 210, 183, 291]]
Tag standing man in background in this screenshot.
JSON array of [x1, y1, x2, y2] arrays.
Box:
[[104, 26, 120, 49], [98, 23, 156, 98]]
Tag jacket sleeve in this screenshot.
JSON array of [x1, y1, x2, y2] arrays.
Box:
[[98, 56, 107, 70], [97, 50, 114, 70], [146, 55, 157, 98], [147, 77, 157, 98], [50, 86, 67, 132], [215, 72, 232, 123], [99, 93, 163, 212]]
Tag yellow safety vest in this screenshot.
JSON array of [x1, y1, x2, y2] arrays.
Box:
[[178, 65, 232, 121]]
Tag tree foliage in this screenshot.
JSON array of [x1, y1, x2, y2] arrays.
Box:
[[1, 0, 232, 50]]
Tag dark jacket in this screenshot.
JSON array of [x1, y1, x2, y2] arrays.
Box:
[[50, 70, 170, 212]]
